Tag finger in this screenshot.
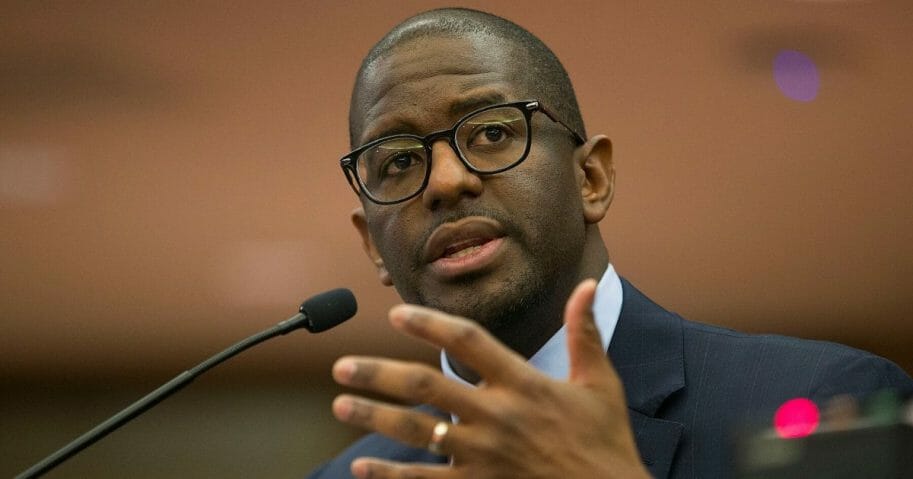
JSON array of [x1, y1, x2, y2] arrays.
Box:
[[351, 457, 455, 479], [565, 279, 613, 386], [388, 304, 529, 385], [333, 395, 463, 455], [333, 356, 484, 419]]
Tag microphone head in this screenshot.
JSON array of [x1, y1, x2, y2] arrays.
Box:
[[299, 288, 357, 333]]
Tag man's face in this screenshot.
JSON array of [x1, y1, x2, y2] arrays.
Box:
[[351, 34, 589, 331]]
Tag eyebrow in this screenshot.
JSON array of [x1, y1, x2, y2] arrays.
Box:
[[360, 91, 510, 147], [364, 124, 418, 146], [447, 91, 507, 116]]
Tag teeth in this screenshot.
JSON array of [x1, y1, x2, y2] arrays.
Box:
[[447, 244, 483, 258]]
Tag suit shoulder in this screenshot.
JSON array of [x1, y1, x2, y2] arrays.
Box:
[[677, 316, 913, 400]]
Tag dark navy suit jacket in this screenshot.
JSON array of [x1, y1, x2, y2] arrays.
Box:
[[308, 279, 913, 478]]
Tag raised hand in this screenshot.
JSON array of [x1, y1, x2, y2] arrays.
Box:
[[331, 279, 650, 479]]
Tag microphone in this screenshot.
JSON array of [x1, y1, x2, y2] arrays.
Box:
[[293, 287, 358, 333], [15, 288, 357, 479]]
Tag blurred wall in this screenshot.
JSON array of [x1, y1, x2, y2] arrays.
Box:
[[2, 1, 911, 477]]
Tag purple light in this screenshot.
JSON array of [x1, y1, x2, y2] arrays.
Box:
[[773, 50, 820, 102]]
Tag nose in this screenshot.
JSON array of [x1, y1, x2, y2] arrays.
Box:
[[421, 140, 483, 210]]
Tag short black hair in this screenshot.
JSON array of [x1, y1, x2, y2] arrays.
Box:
[[349, 8, 586, 148]]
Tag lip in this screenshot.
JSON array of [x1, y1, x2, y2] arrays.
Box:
[[423, 217, 507, 278]]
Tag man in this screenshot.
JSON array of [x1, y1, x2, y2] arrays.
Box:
[[309, 8, 913, 479]]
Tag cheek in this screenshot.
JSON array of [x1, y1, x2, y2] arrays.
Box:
[[366, 208, 427, 304], [366, 205, 420, 269], [513, 148, 582, 214], [513, 153, 586, 244], [367, 214, 398, 256]]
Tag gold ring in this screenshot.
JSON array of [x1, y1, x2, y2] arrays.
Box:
[[427, 421, 450, 455]]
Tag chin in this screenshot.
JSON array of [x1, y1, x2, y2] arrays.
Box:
[[416, 270, 546, 333]]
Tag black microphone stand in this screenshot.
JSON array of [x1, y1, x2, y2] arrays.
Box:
[[15, 288, 355, 479]]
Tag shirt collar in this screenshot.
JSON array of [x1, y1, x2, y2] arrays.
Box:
[[441, 264, 623, 385]]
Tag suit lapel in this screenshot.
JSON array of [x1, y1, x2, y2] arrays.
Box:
[[609, 279, 686, 478]]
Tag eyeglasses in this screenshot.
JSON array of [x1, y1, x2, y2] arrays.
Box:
[[340, 100, 585, 205]]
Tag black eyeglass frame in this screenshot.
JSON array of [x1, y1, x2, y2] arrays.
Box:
[[340, 99, 586, 205]]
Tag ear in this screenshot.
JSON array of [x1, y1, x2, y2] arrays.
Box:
[[351, 207, 393, 286], [575, 135, 615, 224]]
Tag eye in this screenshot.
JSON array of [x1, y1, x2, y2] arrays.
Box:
[[467, 122, 514, 148], [381, 152, 424, 177], [482, 125, 505, 143]]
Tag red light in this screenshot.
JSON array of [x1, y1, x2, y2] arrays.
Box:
[[774, 398, 820, 439]]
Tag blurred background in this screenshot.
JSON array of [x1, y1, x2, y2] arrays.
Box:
[[2, 1, 911, 477]]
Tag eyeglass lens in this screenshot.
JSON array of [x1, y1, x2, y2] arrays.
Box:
[[355, 105, 529, 203]]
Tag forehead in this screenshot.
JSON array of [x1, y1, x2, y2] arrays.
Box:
[[352, 34, 527, 146]]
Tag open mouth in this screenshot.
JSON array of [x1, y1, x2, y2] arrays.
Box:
[[441, 237, 494, 259], [424, 217, 507, 278]]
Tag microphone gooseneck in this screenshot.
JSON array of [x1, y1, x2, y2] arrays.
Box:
[[15, 288, 357, 479]]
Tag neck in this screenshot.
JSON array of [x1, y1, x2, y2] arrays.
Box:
[[447, 228, 609, 383]]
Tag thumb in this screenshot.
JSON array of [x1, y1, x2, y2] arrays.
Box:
[[566, 279, 612, 386]]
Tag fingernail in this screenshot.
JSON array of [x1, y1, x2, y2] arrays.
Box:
[[389, 304, 413, 327], [333, 359, 357, 384], [350, 459, 368, 479], [333, 396, 353, 421], [351, 458, 372, 478]]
